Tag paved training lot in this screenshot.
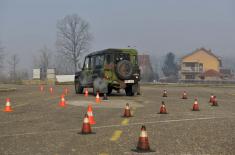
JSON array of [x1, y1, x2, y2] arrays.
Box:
[[0, 84, 234, 155]]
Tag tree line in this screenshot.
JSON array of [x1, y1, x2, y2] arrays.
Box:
[[0, 13, 178, 83], [0, 14, 92, 83]]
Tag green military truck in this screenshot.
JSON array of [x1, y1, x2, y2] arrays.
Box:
[[75, 48, 141, 96]]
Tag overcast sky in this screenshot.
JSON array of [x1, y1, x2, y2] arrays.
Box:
[[0, 0, 235, 70]]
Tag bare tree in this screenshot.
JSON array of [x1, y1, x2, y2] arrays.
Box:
[[8, 54, 20, 82], [34, 46, 53, 80], [56, 14, 92, 73], [162, 52, 178, 78], [17, 69, 29, 80], [55, 54, 74, 75]]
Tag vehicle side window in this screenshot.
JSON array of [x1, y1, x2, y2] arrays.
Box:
[[106, 54, 111, 64], [131, 55, 138, 65], [91, 57, 95, 69], [95, 55, 104, 68], [83, 57, 90, 70]]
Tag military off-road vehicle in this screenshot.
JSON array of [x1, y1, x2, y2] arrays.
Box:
[[75, 48, 140, 96]]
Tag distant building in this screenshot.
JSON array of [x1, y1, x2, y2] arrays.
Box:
[[179, 48, 222, 80], [220, 68, 234, 80], [138, 54, 154, 82]]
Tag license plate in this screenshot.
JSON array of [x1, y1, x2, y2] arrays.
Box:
[[124, 80, 134, 83]]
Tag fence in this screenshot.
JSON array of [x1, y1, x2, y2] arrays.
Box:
[[179, 79, 235, 84]]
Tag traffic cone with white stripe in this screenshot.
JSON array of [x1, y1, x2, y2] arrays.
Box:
[[87, 105, 96, 125], [162, 89, 167, 97], [81, 114, 92, 134], [84, 88, 88, 97], [123, 103, 132, 117], [136, 125, 151, 152], [4, 98, 13, 112], [40, 85, 44, 92], [182, 91, 187, 99], [159, 101, 167, 114], [209, 94, 214, 103], [211, 96, 218, 106], [49, 87, 53, 95], [95, 92, 101, 103], [59, 94, 66, 107], [192, 98, 199, 111], [64, 88, 69, 95]]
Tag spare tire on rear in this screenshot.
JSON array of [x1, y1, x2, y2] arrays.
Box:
[[116, 60, 133, 80]]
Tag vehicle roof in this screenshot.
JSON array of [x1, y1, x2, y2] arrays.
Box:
[[86, 48, 138, 57]]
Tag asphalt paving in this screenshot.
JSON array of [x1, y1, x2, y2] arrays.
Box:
[[0, 84, 234, 155]]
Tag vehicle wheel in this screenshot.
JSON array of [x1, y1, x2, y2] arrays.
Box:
[[75, 81, 84, 94], [133, 82, 141, 95], [125, 85, 134, 96]]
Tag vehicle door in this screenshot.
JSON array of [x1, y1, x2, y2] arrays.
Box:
[[104, 54, 113, 81], [92, 54, 105, 80], [81, 56, 93, 86]]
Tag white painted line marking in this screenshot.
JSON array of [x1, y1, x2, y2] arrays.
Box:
[[0, 116, 228, 138]]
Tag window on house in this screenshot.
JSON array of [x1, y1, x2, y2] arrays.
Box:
[[185, 74, 195, 79], [185, 63, 195, 67]]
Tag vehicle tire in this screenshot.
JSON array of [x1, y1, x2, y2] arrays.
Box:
[[75, 81, 84, 94], [137, 83, 141, 95], [125, 85, 134, 96], [116, 60, 133, 80], [107, 86, 112, 95]]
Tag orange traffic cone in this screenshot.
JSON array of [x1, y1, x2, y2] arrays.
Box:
[[87, 105, 96, 125], [84, 88, 88, 97], [40, 85, 44, 92], [81, 114, 92, 134], [211, 96, 218, 106], [209, 94, 214, 103], [182, 91, 187, 99], [59, 94, 66, 107], [64, 88, 69, 95], [95, 92, 101, 103], [159, 101, 167, 114], [49, 87, 53, 95], [123, 103, 132, 117], [135, 125, 154, 153], [162, 89, 167, 97], [4, 98, 13, 112], [192, 98, 199, 111]]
